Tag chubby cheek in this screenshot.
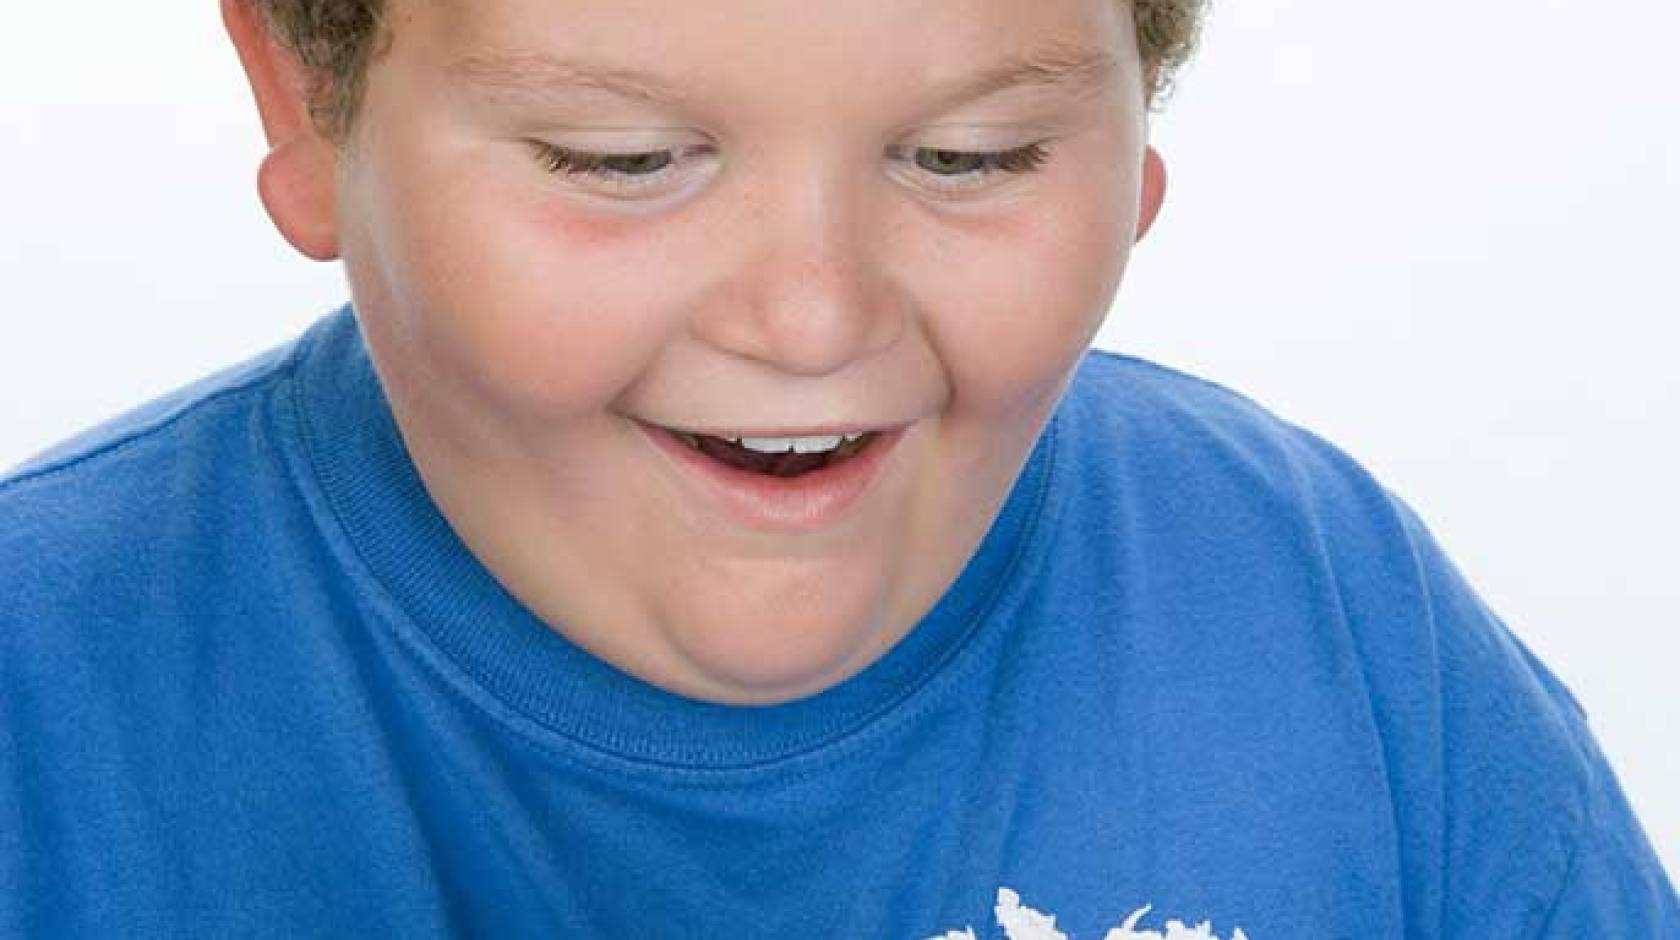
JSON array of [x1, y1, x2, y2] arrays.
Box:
[[924, 178, 1135, 423], [362, 159, 688, 430]]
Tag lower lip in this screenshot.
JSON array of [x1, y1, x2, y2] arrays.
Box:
[[637, 422, 908, 534]]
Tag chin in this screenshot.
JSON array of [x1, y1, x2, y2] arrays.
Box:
[[661, 598, 886, 705]]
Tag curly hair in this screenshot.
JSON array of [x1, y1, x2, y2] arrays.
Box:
[[253, 0, 1208, 144]]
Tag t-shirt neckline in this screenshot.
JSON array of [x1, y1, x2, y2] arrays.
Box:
[[291, 304, 1058, 770]]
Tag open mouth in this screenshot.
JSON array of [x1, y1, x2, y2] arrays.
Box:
[[664, 429, 883, 479], [636, 419, 908, 532]]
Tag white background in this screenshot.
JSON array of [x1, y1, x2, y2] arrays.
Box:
[[2, 0, 1675, 878]]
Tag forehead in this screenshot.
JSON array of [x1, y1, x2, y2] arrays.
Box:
[[396, 0, 1138, 116]]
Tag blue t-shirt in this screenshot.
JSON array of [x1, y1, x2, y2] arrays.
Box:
[[2, 304, 1675, 938]]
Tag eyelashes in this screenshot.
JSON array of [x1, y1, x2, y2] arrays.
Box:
[[532, 146, 680, 178], [900, 143, 1050, 177], [528, 141, 1053, 196]]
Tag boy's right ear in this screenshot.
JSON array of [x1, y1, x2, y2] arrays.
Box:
[[221, 0, 341, 261]]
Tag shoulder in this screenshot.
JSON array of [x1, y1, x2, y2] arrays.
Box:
[[1060, 348, 1678, 930], [1059, 348, 1405, 552], [2, 336, 301, 487], [0, 333, 308, 622], [1061, 346, 1578, 732], [1051, 349, 1448, 708]]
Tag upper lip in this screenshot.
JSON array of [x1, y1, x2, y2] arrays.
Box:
[[636, 418, 910, 439]]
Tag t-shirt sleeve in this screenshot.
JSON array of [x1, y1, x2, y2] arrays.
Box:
[[1388, 496, 1680, 936], [1534, 771, 1680, 936]]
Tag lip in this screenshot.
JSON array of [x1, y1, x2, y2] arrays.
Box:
[[658, 424, 889, 439], [635, 419, 909, 534]]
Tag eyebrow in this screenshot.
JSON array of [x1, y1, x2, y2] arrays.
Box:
[[445, 41, 1119, 111]]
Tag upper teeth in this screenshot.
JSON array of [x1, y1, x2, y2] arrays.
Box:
[[732, 433, 865, 454]]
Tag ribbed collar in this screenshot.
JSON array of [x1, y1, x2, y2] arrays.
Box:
[[289, 304, 1058, 769]]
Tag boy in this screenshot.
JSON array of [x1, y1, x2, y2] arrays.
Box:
[[1, 0, 1674, 937]]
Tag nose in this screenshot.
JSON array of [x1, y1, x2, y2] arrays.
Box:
[[689, 162, 908, 378]]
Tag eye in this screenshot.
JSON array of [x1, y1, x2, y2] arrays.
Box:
[[528, 140, 1054, 198], [529, 142, 709, 196], [897, 142, 1053, 194]]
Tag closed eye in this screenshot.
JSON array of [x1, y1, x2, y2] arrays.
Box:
[[528, 141, 1053, 197], [528, 143, 703, 196]]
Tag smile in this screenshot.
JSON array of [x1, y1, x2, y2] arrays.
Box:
[[636, 419, 909, 534]]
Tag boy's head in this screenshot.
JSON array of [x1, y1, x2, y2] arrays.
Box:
[[224, 0, 1196, 705]]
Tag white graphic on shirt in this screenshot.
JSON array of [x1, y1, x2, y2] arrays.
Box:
[[927, 887, 1250, 940]]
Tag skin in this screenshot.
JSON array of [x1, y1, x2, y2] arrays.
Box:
[[224, 0, 1166, 705]]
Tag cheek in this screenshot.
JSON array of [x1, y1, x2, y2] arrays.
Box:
[[370, 167, 687, 420], [920, 182, 1134, 414]]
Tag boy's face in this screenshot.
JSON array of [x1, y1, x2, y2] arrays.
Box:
[[240, 0, 1163, 704]]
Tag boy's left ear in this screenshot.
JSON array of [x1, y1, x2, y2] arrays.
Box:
[[1135, 145, 1167, 243], [221, 0, 342, 262]]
